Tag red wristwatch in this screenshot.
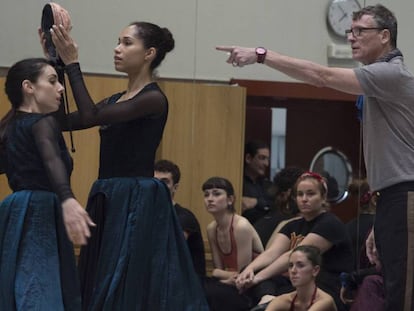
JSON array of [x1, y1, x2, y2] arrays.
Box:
[[255, 47, 267, 63]]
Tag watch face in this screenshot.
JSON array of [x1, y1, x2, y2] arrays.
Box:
[[256, 47, 266, 55], [327, 0, 361, 38]]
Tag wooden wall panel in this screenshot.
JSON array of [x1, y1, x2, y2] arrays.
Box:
[[157, 82, 246, 236], [156, 81, 196, 213], [190, 84, 245, 231]]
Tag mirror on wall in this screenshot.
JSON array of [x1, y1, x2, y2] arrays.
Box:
[[310, 146, 352, 204]]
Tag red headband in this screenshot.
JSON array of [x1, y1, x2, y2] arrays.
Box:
[[300, 171, 328, 192]]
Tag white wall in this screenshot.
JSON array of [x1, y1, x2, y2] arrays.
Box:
[[1, 0, 413, 82]]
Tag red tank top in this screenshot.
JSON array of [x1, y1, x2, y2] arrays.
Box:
[[216, 214, 259, 271]]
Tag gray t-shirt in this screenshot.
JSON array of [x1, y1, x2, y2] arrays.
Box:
[[354, 56, 414, 191]]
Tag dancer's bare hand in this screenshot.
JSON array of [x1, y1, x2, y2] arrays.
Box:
[[62, 198, 95, 245], [50, 24, 79, 65]]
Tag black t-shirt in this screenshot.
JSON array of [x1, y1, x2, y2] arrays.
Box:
[[174, 203, 206, 277], [280, 212, 353, 274], [279, 212, 353, 311], [253, 210, 291, 246]]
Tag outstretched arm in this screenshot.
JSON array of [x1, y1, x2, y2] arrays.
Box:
[[216, 46, 363, 95], [64, 63, 166, 126]]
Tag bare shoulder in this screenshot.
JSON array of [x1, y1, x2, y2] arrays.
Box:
[[265, 292, 293, 311], [233, 215, 256, 234], [309, 289, 337, 311], [234, 214, 252, 227], [206, 221, 217, 236]]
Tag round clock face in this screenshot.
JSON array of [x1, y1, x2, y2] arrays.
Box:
[[328, 0, 361, 38]]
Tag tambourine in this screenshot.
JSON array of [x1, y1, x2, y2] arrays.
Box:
[[41, 2, 72, 61], [41, 3, 76, 152]]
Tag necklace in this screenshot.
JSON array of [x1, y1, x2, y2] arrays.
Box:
[[289, 285, 317, 311]]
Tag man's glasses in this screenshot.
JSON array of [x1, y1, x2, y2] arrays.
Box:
[[345, 27, 386, 37]]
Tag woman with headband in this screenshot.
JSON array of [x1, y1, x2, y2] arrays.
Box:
[[211, 172, 352, 311]]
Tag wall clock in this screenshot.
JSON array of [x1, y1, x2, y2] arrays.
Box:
[[327, 0, 361, 38]]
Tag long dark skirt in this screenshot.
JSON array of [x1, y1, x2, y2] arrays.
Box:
[[0, 190, 81, 311], [78, 177, 208, 311]]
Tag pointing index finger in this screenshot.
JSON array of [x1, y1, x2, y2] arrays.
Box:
[[216, 46, 235, 52]]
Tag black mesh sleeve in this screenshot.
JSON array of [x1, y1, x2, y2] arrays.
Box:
[[64, 63, 167, 127], [32, 115, 74, 201], [0, 161, 4, 174], [0, 149, 5, 174]]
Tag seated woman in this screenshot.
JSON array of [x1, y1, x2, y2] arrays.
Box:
[[340, 229, 384, 311], [236, 172, 353, 311], [346, 178, 376, 270], [202, 177, 264, 310], [265, 245, 337, 311]]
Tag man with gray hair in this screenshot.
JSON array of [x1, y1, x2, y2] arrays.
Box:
[[218, 4, 414, 311]]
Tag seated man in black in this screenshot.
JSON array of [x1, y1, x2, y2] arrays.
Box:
[[154, 159, 206, 277], [242, 140, 274, 224]]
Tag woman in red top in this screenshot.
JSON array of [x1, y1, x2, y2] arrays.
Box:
[[265, 245, 337, 311], [203, 176, 263, 285]]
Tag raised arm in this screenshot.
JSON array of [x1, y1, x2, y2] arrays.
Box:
[[50, 25, 166, 127], [65, 63, 166, 127]]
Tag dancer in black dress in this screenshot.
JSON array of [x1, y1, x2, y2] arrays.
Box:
[[0, 58, 93, 310], [43, 21, 208, 310]]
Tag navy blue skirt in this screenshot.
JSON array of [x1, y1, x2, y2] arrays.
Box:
[[78, 177, 208, 311], [0, 190, 81, 311]]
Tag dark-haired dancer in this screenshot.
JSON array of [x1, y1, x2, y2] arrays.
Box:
[[42, 21, 208, 310], [202, 177, 264, 310], [266, 245, 337, 311], [0, 58, 94, 310]]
